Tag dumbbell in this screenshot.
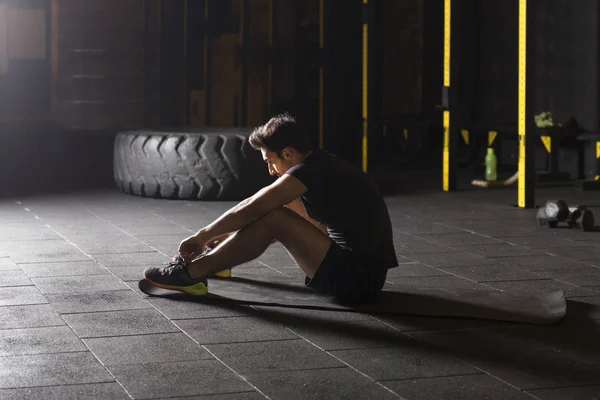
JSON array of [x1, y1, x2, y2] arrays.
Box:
[[536, 200, 569, 228], [537, 200, 595, 231], [566, 206, 595, 232]]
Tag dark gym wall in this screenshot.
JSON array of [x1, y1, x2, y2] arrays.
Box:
[[466, 1, 600, 132], [532, 0, 599, 132], [0, 0, 51, 120], [474, 1, 518, 126]]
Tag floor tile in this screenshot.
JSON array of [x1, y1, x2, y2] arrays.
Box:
[[385, 275, 488, 291], [0, 382, 130, 400], [107, 265, 146, 281], [439, 264, 541, 282], [0, 286, 47, 307], [394, 241, 454, 255], [0, 304, 65, 330], [284, 317, 412, 351], [393, 223, 465, 235], [384, 374, 534, 400], [0, 351, 114, 389], [374, 313, 510, 332], [486, 279, 597, 298], [123, 224, 192, 236], [499, 235, 591, 250], [47, 290, 152, 313], [161, 393, 265, 400], [386, 262, 449, 278], [109, 359, 251, 398], [450, 243, 540, 258], [0, 269, 32, 287], [177, 316, 298, 344], [330, 345, 478, 381], [492, 254, 591, 272], [145, 296, 253, 319], [418, 232, 503, 246], [63, 308, 179, 338], [206, 339, 343, 374], [19, 260, 109, 278], [246, 367, 399, 400], [410, 328, 600, 390], [536, 268, 600, 288], [0, 326, 86, 357], [546, 246, 600, 261], [527, 385, 600, 399], [0, 257, 18, 270], [31, 274, 128, 294], [93, 251, 170, 268], [3, 239, 89, 263], [405, 252, 492, 268], [0, 223, 61, 241], [84, 332, 212, 365]]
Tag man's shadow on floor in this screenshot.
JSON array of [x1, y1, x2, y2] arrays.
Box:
[[148, 276, 600, 385]]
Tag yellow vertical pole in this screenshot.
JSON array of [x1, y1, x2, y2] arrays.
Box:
[[596, 142, 600, 180], [362, 0, 368, 173], [442, 0, 451, 191], [319, 0, 324, 149], [518, 0, 528, 207]]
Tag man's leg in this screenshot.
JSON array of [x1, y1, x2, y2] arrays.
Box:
[[186, 206, 332, 280]]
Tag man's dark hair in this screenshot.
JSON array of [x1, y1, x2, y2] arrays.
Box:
[[249, 113, 313, 156]]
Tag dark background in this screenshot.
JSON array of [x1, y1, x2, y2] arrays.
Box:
[[1, 0, 599, 197]]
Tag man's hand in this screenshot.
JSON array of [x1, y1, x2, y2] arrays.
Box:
[[178, 233, 209, 262]]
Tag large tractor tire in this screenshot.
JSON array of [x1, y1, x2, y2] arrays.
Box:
[[113, 128, 274, 200]]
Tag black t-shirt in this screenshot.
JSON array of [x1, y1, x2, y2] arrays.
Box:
[[285, 149, 398, 270]]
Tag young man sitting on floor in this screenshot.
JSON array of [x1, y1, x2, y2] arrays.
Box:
[[143, 113, 398, 304]]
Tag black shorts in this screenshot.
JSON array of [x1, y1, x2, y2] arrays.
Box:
[[305, 242, 388, 305]]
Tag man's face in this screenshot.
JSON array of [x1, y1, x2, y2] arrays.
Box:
[[261, 148, 293, 177]]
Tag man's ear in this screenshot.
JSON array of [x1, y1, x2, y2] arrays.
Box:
[[281, 147, 294, 160]]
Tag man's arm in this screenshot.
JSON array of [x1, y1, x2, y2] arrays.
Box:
[[285, 198, 328, 235], [195, 174, 307, 241]]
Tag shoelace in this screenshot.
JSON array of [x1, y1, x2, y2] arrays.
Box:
[[162, 257, 186, 276]]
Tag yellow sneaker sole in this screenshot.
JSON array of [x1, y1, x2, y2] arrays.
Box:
[[213, 269, 232, 278], [144, 278, 208, 296]]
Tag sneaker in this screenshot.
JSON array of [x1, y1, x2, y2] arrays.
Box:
[[173, 246, 232, 279], [143, 257, 208, 295]]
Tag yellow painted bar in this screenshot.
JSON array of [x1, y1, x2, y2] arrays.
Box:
[[518, 0, 527, 207], [362, 0, 368, 173], [541, 136, 551, 153], [488, 131, 497, 146], [442, 0, 450, 191], [461, 129, 469, 145], [596, 141, 600, 180], [319, 0, 324, 149]]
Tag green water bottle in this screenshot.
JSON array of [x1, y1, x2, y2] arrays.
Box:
[[485, 147, 497, 181]]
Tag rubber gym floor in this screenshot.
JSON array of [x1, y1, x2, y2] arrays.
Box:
[[0, 170, 599, 400]]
